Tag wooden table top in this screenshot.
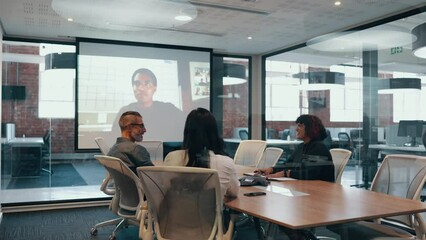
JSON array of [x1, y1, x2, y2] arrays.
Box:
[[225, 180, 426, 230]]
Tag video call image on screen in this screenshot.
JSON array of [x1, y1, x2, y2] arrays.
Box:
[[77, 41, 211, 149]]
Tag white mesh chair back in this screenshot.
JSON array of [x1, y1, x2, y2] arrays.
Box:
[[95, 155, 153, 240], [138, 140, 163, 161], [330, 148, 352, 184], [95, 137, 111, 155], [95, 137, 115, 195], [95, 155, 144, 217], [371, 154, 426, 234], [257, 147, 284, 168], [137, 166, 224, 240], [234, 140, 267, 167]]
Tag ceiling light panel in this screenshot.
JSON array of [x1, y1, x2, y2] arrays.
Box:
[[51, 0, 198, 31]]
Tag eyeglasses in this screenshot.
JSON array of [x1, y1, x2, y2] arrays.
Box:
[[132, 80, 154, 88], [128, 123, 145, 129]]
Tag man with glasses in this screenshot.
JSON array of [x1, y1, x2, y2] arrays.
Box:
[[111, 68, 185, 141], [108, 111, 154, 173]]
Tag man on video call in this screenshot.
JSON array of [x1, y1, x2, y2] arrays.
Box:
[[112, 68, 186, 141]]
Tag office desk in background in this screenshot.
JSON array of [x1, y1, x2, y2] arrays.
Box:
[[226, 180, 426, 234], [1, 137, 44, 177], [369, 144, 426, 153]]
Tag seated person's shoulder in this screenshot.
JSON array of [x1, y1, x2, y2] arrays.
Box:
[[164, 150, 187, 166]]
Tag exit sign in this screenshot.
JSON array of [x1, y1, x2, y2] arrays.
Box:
[[391, 47, 403, 55]]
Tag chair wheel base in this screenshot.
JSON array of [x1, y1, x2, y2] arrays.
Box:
[[90, 228, 98, 236]]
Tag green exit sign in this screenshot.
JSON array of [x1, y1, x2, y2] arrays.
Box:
[[391, 47, 403, 55]]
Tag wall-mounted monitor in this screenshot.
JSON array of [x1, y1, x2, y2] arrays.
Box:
[[2, 85, 26, 100]]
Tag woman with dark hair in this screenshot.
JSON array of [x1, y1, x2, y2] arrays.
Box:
[[164, 108, 239, 198], [256, 114, 334, 182]]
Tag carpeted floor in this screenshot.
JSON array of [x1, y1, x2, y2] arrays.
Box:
[[0, 206, 135, 240], [0, 205, 340, 240], [6, 163, 87, 189], [0, 206, 262, 240]]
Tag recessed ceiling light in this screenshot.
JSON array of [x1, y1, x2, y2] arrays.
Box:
[[175, 15, 193, 21], [67, 18, 73, 22], [247, 36, 253, 40], [334, 1, 341, 6]]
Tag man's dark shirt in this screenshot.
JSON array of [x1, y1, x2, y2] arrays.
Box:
[[108, 137, 153, 173]]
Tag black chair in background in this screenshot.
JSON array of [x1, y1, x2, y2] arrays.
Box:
[[41, 131, 52, 174], [239, 129, 249, 140], [349, 129, 363, 160], [322, 129, 332, 149], [281, 129, 290, 140], [338, 132, 351, 149]]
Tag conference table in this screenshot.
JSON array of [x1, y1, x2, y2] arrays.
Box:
[[225, 180, 426, 239]]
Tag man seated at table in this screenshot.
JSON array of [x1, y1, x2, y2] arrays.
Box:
[[108, 111, 154, 173], [255, 114, 334, 182]]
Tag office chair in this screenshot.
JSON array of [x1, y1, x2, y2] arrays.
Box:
[[138, 140, 163, 161], [239, 129, 249, 140], [94, 155, 153, 240], [137, 166, 235, 240], [337, 132, 352, 151], [322, 129, 332, 149], [41, 130, 52, 174], [329, 148, 351, 184], [328, 154, 426, 240], [233, 140, 267, 167], [91, 138, 120, 236], [281, 129, 290, 140], [256, 147, 284, 168]]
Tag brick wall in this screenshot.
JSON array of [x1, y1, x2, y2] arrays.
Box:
[[2, 45, 75, 153]]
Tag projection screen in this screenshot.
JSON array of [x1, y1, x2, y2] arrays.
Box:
[[77, 40, 211, 150]]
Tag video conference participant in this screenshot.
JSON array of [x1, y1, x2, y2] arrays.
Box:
[[111, 68, 186, 141], [256, 114, 334, 182], [164, 107, 239, 199], [108, 111, 154, 173]]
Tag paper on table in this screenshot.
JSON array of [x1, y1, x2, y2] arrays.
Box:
[[243, 172, 296, 181]]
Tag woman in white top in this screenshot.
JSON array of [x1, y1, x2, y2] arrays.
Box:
[[164, 107, 239, 199]]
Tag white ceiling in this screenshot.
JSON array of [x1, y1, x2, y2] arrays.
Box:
[[1, 0, 426, 55]]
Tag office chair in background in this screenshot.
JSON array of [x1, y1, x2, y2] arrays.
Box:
[[337, 132, 352, 151], [233, 140, 267, 167], [322, 129, 332, 149], [138, 140, 163, 162], [91, 138, 122, 239], [281, 129, 290, 140], [94, 155, 153, 240], [256, 147, 284, 169], [41, 130, 52, 174], [329, 154, 426, 240], [329, 148, 352, 184], [239, 129, 249, 140], [137, 166, 235, 240]]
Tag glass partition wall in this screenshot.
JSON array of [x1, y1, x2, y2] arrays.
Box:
[[1, 41, 107, 204], [0, 44, 251, 205], [212, 55, 250, 158], [264, 11, 426, 188]]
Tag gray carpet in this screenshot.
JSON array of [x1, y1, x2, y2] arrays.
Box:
[[0, 206, 137, 240], [0, 206, 340, 240], [6, 163, 87, 189]]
